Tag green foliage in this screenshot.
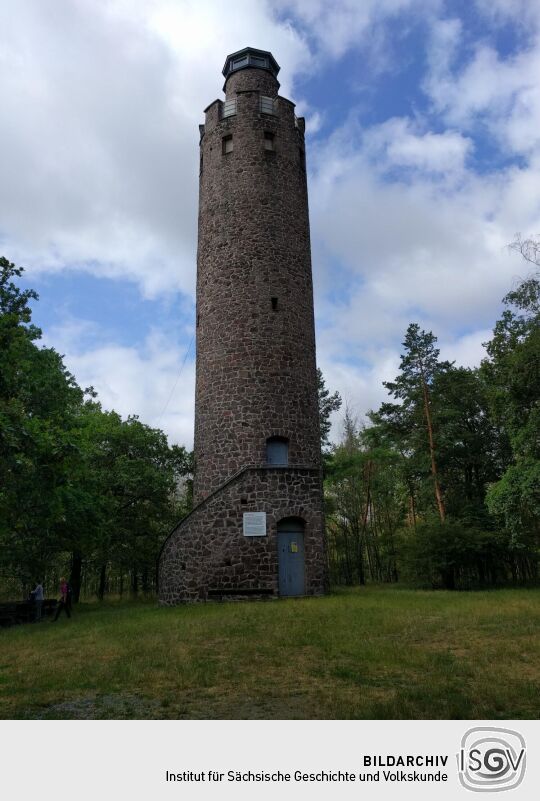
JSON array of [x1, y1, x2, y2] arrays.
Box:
[[486, 461, 540, 548], [483, 275, 540, 458], [0, 257, 84, 586], [3, 247, 539, 597], [325, 412, 402, 585], [328, 264, 539, 589], [59, 402, 192, 599], [317, 367, 342, 452], [372, 323, 452, 522], [483, 268, 540, 551], [383, 323, 453, 402], [0, 258, 192, 599], [432, 366, 509, 520], [397, 520, 512, 589]]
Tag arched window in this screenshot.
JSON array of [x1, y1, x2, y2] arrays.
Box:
[[266, 436, 289, 466], [277, 517, 304, 534]]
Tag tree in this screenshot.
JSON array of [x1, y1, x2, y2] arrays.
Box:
[[431, 366, 509, 523], [325, 411, 403, 585], [0, 258, 83, 589], [363, 323, 516, 588], [510, 233, 540, 269], [482, 245, 540, 562], [0, 258, 193, 600], [317, 368, 342, 452], [57, 402, 192, 600], [381, 324, 451, 522], [397, 520, 510, 589]]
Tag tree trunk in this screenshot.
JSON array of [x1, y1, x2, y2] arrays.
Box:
[[420, 370, 446, 523], [360, 462, 374, 580], [408, 492, 416, 528], [98, 563, 107, 601], [441, 567, 455, 590], [382, 506, 399, 582], [70, 552, 83, 603]]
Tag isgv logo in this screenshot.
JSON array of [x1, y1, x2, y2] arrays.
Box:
[[458, 727, 526, 792]]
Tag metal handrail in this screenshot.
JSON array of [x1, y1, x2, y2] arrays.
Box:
[[158, 464, 319, 565]]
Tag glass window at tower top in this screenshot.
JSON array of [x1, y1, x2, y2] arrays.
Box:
[[260, 96, 276, 115]]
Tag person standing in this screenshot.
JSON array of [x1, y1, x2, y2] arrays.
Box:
[[31, 581, 44, 622], [53, 577, 71, 621]]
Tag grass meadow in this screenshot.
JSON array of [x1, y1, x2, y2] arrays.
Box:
[[1, 586, 539, 719]]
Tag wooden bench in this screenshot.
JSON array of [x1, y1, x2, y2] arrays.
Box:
[[0, 604, 18, 627], [42, 599, 58, 618], [0, 599, 58, 626], [207, 588, 274, 599], [14, 601, 34, 623]]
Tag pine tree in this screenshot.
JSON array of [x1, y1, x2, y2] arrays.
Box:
[[383, 324, 452, 523]]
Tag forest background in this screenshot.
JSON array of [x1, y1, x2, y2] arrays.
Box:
[[1, 238, 538, 600]]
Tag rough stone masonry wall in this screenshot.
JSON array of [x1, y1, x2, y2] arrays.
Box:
[[159, 467, 326, 603], [194, 67, 320, 503], [159, 60, 327, 603]]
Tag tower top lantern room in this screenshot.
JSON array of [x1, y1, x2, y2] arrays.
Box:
[[222, 47, 281, 81], [220, 46, 281, 99], [159, 49, 327, 604]]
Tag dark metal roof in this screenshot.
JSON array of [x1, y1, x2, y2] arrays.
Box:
[[222, 47, 280, 81]]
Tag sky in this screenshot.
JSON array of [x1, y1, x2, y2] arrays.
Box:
[[1, 0, 540, 447]]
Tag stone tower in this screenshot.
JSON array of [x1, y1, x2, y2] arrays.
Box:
[[159, 47, 326, 603]]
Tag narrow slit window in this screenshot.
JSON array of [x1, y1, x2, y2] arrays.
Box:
[[299, 147, 306, 171], [264, 132, 275, 151], [271, 297, 278, 310], [222, 135, 233, 155]]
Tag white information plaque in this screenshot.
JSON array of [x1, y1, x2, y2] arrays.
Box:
[[243, 512, 267, 537]]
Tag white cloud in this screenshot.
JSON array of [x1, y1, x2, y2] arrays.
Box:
[[424, 16, 462, 78], [307, 103, 540, 427], [4, 0, 540, 446], [0, 0, 310, 298], [272, 0, 441, 60], [311, 150, 522, 330], [438, 328, 491, 367], [44, 320, 196, 446], [424, 15, 540, 157], [472, 0, 540, 29], [363, 117, 473, 174], [295, 100, 324, 135]]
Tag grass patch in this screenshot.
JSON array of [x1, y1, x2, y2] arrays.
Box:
[[1, 586, 539, 719]]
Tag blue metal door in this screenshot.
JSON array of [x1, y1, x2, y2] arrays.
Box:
[[278, 530, 305, 596]]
